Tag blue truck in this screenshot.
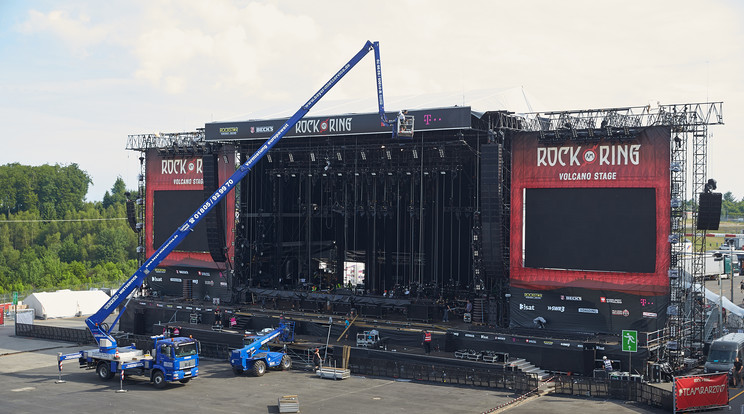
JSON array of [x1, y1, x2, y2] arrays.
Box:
[[59, 334, 199, 388], [230, 322, 295, 376]]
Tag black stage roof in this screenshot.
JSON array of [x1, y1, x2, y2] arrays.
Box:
[[204, 106, 473, 141]]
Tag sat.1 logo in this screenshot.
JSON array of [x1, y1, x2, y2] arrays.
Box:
[[583, 148, 597, 164]]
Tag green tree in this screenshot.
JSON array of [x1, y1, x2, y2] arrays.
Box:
[[102, 177, 129, 209]]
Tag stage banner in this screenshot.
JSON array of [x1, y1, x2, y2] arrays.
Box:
[[509, 126, 671, 333], [674, 373, 728, 412]]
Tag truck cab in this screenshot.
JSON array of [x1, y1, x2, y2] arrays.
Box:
[[149, 336, 199, 387]]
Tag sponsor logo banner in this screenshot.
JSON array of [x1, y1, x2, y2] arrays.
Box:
[[578, 308, 599, 314], [611, 309, 631, 317], [675, 374, 728, 411], [519, 303, 535, 311], [561, 295, 582, 301], [524, 292, 543, 300], [547, 305, 565, 312], [643, 312, 658, 318]]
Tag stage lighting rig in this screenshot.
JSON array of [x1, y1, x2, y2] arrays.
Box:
[[704, 178, 717, 193]]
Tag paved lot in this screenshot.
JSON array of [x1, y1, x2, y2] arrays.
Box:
[[0, 318, 670, 414], [0, 352, 673, 414]]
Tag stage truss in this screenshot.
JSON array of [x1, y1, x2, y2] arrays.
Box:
[[515, 102, 724, 368]]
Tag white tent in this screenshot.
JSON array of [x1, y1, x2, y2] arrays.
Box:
[[23, 290, 111, 319]]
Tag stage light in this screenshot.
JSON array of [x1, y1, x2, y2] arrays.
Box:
[[670, 162, 682, 172], [288, 153, 294, 162], [336, 152, 342, 161], [324, 160, 330, 171], [361, 151, 366, 160], [386, 150, 391, 160], [440, 171, 446, 175], [412, 149, 418, 159], [267, 154, 272, 163], [438, 148, 445, 158], [310, 152, 316, 162], [704, 178, 717, 193]]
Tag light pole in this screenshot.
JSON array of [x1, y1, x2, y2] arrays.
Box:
[[730, 240, 735, 307], [719, 270, 723, 338]]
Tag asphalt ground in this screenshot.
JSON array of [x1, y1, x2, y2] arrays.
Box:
[[0, 318, 672, 414], [5, 274, 744, 414]]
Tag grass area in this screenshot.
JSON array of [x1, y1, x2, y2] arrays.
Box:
[[692, 220, 744, 251]]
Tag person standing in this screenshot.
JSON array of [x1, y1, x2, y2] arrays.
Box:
[[734, 357, 743, 387], [312, 348, 322, 371], [603, 356, 613, 372], [422, 330, 432, 354]]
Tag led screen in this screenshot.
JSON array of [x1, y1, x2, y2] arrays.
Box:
[[524, 187, 656, 273], [153, 190, 209, 252]]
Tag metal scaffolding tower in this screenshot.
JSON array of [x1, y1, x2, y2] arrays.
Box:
[[519, 102, 724, 369]]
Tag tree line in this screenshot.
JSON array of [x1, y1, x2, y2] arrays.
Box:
[[0, 163, 138, 295]]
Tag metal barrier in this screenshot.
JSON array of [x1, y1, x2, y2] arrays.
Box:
[[347, 356, 538, 393], [15, 323, 95, 345], [552, 375, 673, 411]]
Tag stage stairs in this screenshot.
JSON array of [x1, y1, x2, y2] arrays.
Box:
[[509, 357, 550, 381]]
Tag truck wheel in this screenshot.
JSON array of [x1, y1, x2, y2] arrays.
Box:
[[96, 361, 114, 380], [179, 378, 191, 384], [232, 367, 244, 375], [251, 360, 266, 377], [152, 370, 166, 388], [280, 355, 292, 371]]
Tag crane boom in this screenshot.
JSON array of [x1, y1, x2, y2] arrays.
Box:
[[86, 40, 400, 351]]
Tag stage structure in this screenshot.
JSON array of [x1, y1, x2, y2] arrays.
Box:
[[126, 132, 237, 302], [512, 103, 723, 368], [127, 102, 724, 371], [203, 106, 518, 326]]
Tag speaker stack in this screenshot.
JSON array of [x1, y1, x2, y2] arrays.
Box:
[[202, 153, 227, 262], [697, 192, 722, 230]]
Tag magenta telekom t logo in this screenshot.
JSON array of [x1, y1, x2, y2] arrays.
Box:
[[424, 114, 432, 125]]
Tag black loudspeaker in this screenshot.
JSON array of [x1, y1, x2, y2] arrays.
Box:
[[203, 154, 227, 262], [126, 200, 138, 232], [697, 192, 722, 230]]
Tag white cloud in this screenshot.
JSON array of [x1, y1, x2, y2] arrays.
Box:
[[17, 9, 110, 57], [4, 0, 744, 200]]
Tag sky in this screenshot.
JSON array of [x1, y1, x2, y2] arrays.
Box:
[[1, 0, 743, 202]]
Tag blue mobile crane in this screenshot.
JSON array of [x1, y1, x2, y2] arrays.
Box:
[[230, 322, 295, 376], [57, 40, 409, 387]]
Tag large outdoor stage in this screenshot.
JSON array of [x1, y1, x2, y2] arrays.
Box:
[[125, 101, 725, 374]]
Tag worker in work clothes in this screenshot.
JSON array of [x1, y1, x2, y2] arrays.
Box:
[[312, 348, 322, 371], [603, 356, 613, 372], [422, 330, 432, 354]]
